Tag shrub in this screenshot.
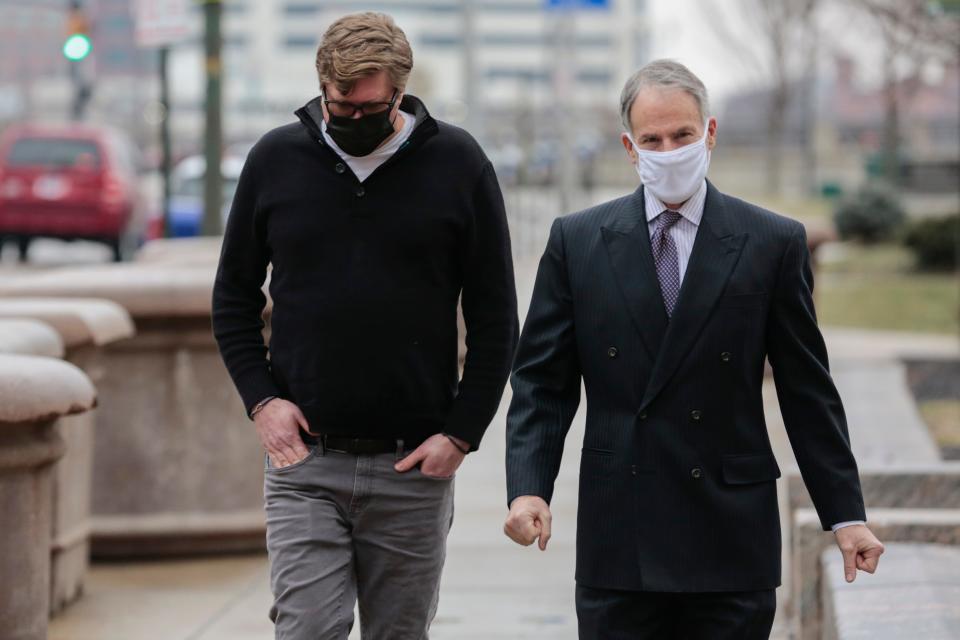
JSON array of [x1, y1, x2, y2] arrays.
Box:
[[833, 182, 906, 243], [903, 215, 959, 271]]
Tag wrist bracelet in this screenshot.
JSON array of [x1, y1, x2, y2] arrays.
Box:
[[250, 396, 277, 418], [443, 433, 470, 455]]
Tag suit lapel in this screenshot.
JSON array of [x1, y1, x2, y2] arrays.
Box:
[[639, 183, 747, 411], [601, 188, 668, 360]]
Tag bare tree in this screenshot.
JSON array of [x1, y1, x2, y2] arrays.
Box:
[[698, 0, 822, 196], [847, 0, 960, 186]]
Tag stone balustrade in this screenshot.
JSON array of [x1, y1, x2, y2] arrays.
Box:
[[134, 236, 223, 266], [821, 542, 960, 639], [0, 262, 272, 557], [0, 297, 134, 613], [792, 486, 960, 640]]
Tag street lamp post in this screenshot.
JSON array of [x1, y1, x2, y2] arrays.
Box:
[[201, 0, 223, 237]]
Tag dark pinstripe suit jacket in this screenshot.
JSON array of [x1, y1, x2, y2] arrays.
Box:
[[506, 182, 866, 592]]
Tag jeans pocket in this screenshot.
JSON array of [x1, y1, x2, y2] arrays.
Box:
[[413, 464, 455, 481], [264, 446, 318, 473]]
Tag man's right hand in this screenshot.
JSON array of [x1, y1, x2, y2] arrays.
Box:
[[253, 398, 317, 469], [504, 495, 552, 551]]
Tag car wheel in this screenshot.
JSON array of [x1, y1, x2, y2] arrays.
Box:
[[17, 236, 30, 263]]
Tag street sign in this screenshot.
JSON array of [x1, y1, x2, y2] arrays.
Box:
[[134, 0, 193, 48], [546, 0, 610, 9]]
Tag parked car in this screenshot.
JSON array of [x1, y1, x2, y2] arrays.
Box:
[[0, 123, 145, 261], [145, 154, 244, 240]]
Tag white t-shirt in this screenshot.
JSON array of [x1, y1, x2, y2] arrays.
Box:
[[321, 110, 416, 182]]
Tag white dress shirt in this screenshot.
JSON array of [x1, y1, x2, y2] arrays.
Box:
[[643, 180, 863, 533]]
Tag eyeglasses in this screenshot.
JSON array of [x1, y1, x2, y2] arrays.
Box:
[[322, 89, 398, 118]]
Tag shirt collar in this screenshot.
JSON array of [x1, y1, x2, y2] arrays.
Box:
[[644, 179, 707, 227]]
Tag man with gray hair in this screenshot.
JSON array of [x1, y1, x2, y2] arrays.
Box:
[[503, 59, 883, 638]]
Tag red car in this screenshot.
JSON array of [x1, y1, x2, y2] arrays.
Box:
[[0, 123, 144, 262]]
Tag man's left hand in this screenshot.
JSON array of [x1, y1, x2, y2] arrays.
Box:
[[394, 434, 468, 478], [835, 524, 884, 583]]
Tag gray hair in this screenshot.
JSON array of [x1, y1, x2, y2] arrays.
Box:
[[619, 59, 710, 131]]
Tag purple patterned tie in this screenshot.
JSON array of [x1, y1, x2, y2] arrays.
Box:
[[652, 210, 682, 317]]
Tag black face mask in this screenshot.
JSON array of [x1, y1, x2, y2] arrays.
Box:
[[325, 107, 397, 157]]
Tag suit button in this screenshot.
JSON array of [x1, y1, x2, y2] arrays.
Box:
[[631, 465, 638, 476], [607, 346, 618, 358], [690, 410, 702, 422], [355, 186, 365, 197], [691, 467, 703, 479], [637, 411, 648, 421], [720, 351, 732, 362], [335, 162, 347, 174]]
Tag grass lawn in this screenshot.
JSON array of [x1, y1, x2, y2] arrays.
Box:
[[815, 243, 959, 335], [919, 399, 960, 458], [751, 195, 833, 222]]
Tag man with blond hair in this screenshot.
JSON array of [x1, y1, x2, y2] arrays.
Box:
[[212, 12, 518, 639]]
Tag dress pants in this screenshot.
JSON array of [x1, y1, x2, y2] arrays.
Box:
[[576, 584, 776, 640]]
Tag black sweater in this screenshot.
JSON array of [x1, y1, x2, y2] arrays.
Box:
[[211, 95, 518, 449]]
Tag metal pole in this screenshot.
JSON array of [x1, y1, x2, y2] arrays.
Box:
[[159, 46, 173, 238], [201, 0, 223, 236], [67, 0, 92, 121]]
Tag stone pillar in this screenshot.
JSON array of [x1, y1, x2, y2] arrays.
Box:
[[0, 299, 134, 614], [0, 319, 63, 358], [0, 354, 96, 640]]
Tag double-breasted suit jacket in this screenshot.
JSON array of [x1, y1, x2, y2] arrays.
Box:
[[506, 181, 866, 592]]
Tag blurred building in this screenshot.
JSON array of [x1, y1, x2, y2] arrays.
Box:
[[164, 0, 650, 144], [0, 0, 649, 181], [0, 1, 67, 119]]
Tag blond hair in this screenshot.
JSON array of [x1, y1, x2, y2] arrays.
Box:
[[315, 12, 413, 95]]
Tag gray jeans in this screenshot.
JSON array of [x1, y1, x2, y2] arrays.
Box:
[[263, 440, 455, 640]]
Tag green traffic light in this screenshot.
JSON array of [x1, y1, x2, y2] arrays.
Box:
[[63, 34, 92, 61]]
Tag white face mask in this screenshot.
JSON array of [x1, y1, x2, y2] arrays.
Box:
[[629, 123, 711, 205]]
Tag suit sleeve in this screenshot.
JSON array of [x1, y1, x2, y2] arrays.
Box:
[[443, 161, 519, 450], [767, 224, 866, 530], [506, 217, 582, 506], [211, 151, 279, 418]]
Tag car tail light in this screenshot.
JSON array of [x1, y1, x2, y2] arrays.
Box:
[[0, 175, 24, 200]]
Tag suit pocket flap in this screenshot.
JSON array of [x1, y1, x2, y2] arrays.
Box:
[[721, 453, 781, 485]]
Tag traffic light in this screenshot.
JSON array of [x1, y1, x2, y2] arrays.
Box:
[[63, 2, 91, 61]]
